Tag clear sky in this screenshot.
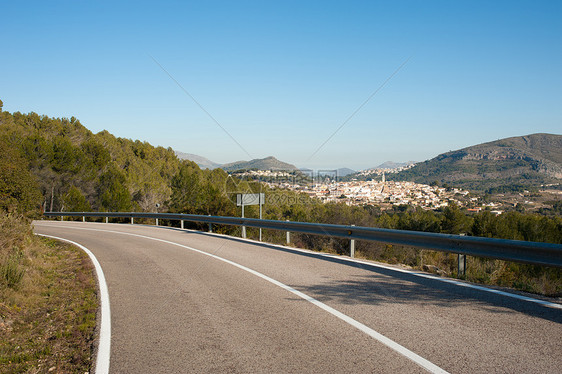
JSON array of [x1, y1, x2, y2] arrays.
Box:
[[2, 1, 561, 170]]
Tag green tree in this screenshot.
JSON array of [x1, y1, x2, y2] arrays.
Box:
[[98, 167, 132, 211], [82, 138, 110, 168], [0, 138, 41, 214], [169, 162, 236, 216], [61, 186, 92, 212], [199, 180, 236, 216], [169, 162, 203, 213], [471, 211, 498, 238], [50, 136, 88, 174], [400, 209, 441, 232], [441, 203, 472, 234]]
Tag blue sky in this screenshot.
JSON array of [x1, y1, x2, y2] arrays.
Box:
[[2, 1, 561, 170]]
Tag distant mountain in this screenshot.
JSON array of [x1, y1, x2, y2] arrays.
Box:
[[221, 156, 298, 172], [298, 167, 355, 176], [376, 161, 416, 169], [337, 168, 356, 177], [392, 133, 562, 191], [175, 151, 221, 170], [174, 152, 301, 172]]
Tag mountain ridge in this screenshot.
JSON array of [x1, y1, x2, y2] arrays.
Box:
[[391, 133, 562, 191], [220, 156, 298, 172], [175, 151, 220, 170], [174, 151, 357, 173], [374, 161, 416, 170]]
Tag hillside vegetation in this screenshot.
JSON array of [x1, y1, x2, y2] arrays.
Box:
[[390, 134, 562, 191], [0, 100, 98, 372], [0, 110, 180, 213]]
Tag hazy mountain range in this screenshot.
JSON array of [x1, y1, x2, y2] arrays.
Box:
[[220, 156, 298, 171], [174, 152, 410, 175], [175, 152, 221, 170], [174, 152, 358, 176], [176, 133, 562, 191], [374, 161, 417, 169], [175, 153, 299, 172], [299, 167, 357, 177]]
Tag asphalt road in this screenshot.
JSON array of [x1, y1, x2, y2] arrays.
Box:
[[33, 221, 562, 373]]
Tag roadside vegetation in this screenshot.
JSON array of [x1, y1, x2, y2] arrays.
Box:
[[0, 214, 98, 373], [0, 103, 98, 373]]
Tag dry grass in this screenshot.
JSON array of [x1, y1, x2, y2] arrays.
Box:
[[0, 214, 98, 373], [355, 242, 562, 297]]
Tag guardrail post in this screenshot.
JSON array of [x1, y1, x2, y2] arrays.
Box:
[[241, 206, 246, 238], [458, 254, 466, 277], [350, 224, 355, 258], [156, 218, 159, 226], [60, 215, 63, 221], [259, 194, 262, 242], [105, 216, 108, 224], [181, 220, 184, 229], [131, 217, 134, 224], [286, 220, 290, 244], [82, 216, 85, 222]]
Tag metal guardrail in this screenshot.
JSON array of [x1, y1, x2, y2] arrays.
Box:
[[43, 211, 562, 268]]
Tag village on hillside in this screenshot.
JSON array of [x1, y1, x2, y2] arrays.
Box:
[[229, 167, 562, 215], [232, 169, 489, 212]]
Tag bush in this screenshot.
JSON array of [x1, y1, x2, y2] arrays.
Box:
[[0, 254, 25, 289], [0, 138, 41, 215], [0, 213, 31, 289]]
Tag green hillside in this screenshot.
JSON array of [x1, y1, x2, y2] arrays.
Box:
[[0, 101, 235, 216], [391, 134, 562, 191]]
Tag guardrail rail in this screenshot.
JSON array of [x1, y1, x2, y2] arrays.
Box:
[[43, 211, 562, 270]]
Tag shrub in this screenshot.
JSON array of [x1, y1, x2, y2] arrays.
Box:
[[0, 254, 25, 289]]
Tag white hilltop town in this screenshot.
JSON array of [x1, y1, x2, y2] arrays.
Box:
[[232, 165, 481, 212], [288, 178, 471, 210]]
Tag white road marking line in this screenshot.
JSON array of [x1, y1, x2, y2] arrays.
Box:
[[36, 233, 111, 374], [35, 223, 448, 373], [38, 221, 562, 310]]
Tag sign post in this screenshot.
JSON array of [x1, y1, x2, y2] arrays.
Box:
[[237, 193, 265, 240], [458, 254, 466, 277]]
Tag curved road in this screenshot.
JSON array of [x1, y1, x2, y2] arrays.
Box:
[[34, 221, 561, 373]]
